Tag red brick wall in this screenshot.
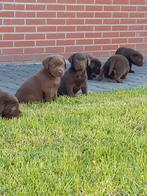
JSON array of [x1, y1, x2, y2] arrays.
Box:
[[0, 0, 147, 63]]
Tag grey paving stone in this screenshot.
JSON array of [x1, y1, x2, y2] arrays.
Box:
[[0, 62, 147, 95]]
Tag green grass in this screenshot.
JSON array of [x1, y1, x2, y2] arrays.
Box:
[[0, 87, 147, 195]]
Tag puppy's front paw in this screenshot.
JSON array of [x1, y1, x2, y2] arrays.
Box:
[[129, 70, 135, 73]]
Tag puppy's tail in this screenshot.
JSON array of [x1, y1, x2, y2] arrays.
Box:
[[108, 59, 115, 76]]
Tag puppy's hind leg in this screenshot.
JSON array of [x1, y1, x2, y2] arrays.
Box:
[[98, 69, 104, 81]]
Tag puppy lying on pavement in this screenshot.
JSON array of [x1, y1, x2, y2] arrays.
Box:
[[115, 47, 143, 73], [86, 54, 101, 80], [0, 89, 21, 119], [98, 54, 130, 83], [15, 55, 66, 103], [58, 53, 89, 96]]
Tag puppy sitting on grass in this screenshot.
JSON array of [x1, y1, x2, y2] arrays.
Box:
[[58, 53, 89, 96], [86, 54, 101, 80], [0, 89, 21, 119], [115, 47, 143, 73], [98, 54, 130, 83], [16, 55, 66, 103]]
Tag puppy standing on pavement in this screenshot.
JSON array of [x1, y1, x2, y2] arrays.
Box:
[[98, 54, 130, 83], [15, 55, 66, 103], [58, 53, 89, 96], [115, 47, 143, 73], [0, 89, 21, 119], [86, 54, 101, 80]]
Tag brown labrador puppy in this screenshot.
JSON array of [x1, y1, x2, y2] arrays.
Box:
[[115, 47, 143, 73], [15, 55, 66, 103], [0, 89, 21, 119], [58, 53, 89, 96], [86, 54, 101, 80], [98, 55, 130, 83]]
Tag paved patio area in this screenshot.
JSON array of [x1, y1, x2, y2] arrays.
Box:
[[0, 61, 147, 95]]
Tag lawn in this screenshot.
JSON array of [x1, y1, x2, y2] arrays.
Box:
[[0, 87, 147, 195]]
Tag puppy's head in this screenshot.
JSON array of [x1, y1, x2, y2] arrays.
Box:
[[130, 52, 143, 66], [42, 55, 66, 77], [68, 53, 90, 71], [2, 96, 21, 119]]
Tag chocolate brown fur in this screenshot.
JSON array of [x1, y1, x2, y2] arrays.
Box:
[[58, 53, 88, 96], [15, 55, 66, 103], [0, 89, 21, 119], [98, 55, 130, 83], [86, 54, 101, 80], [115, 47, 143, 73]]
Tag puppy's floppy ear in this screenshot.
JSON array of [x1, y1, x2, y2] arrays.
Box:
[[68, 54, 75, 69], [42, 56, 53, 70], [63, 57, 67, 69]]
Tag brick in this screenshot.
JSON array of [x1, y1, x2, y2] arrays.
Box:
[[3, 19, 24, 25], [113, 0, 129, 4], [47, 19, 65, 25], [56, 40, 75, 46], [102, 45, 118, 50], [113, 12, 128, 18], [120, 32, 135, 37], [112, 38, 127, 44], [66, 33, 84, 39], [2, 48, 23, 55], [137, 6, 147, 11], [94, 39, 111, 44], [36, 40, 55, 46], [76, 39, 94, 45], [121, 6, 137, 11], [57, 26, 76, 32], [57, 12, 76, 18], [15, 0, 36, 2], [85, 19, 102, 24], [15, 12, 35, 17], [3, 34, 24, 40], [112, 26, 128, 31], [85, 32, 101, 38], [0, 41, 13, 47], [86, 5, 103, 11], [65, 46, 84, 53], [77, 26, 94, 31], [128, 38, 143, 43], [0, 27, 14, 32], [120, 19, 136, 24], [137, 19, 147, 24], [130, 13, 144, 18], [24, 48, 44, 54], [77, 0, 95, 3], [25, 34, 45, 40], [14, 41, 35, 47], [57, 0, 76, 3], [84, 45, 101, 51], [26, 4, 46, 10], [66, 19, 84, 25], [104, 6, 120, 11], [4, 4, 25, 10], [47, 5, 65, 10], [95, 0, 112, 3], [47, 33, 65, 39], [37, 26, 56, 32], [46, 46, 64, 53], [37, 12, 56, 18], [26, 19, 46, 25], [103, 32, 119, 37], [103, 19, 119, 24], [67, 5, 84, 11], [95, 12, 112, 18], [129, 25, 144, 31], [0, 56, 13, 62], [95, 26, 111, 31], [130, 0, 145, 4], [77, 12, 94, 18], [16, 26, 36, 32], [0, 11, 14, 17]]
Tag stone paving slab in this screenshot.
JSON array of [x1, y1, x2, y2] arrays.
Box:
[[0, 62, 147, 95]]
